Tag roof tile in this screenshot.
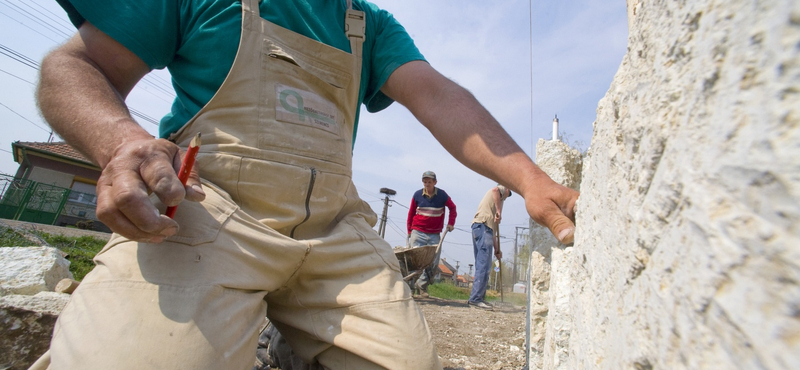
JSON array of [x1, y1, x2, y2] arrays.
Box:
[[17, 141, 92, 164]]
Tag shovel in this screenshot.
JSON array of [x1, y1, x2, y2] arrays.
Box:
[[496, 225, 504, 304]]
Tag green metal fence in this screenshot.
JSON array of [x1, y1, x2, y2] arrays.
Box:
[[0, 174, 100, 229]]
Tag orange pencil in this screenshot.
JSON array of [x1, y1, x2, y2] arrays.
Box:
[[166, 133, 201, 219]]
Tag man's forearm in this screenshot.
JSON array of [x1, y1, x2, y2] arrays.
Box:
[[383, 61, 579, 244], [37, 32, 152, 169], [384, 62, 551, 198]]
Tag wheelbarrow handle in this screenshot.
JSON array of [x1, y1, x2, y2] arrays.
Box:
[[434, 228, 448, 255]]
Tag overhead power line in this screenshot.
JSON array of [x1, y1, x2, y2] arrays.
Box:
[[0, 102, 51, 134], [129, 108, 160, 126], [390, 199, 409, 209], [0, 45, 39, 69], [0, 2, 175, 129], [0, 43, 163, 128], [24, 1, 75, 36], [0, 67, 35, 85], [3, 0, 72, 38], [0, 3, 68, 44]]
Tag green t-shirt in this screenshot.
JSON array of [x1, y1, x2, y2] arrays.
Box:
[[57, 0, 425, 143]]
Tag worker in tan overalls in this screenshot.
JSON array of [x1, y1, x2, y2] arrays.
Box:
[[33, 0, 580, 369]]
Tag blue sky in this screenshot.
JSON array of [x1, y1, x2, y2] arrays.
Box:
[[0, 0, 628, 280]]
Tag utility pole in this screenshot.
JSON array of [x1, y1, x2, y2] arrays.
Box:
[[377, 187, 396, 238], [468, 263, 474, 288], [514, 227, 529, 284], [454, 261, 460, 284]]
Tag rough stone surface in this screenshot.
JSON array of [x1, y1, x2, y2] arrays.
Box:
[[0, 292, 70, 370], [527, 139, 582, 370], [557, 0, 800, 369], [534, 139, 583, 192], [0, 247, 73, 296]]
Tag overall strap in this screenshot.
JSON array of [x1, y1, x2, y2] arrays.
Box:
[[242, 0, 259, 15], [345, 2, 365, 74]]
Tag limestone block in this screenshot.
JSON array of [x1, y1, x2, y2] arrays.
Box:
[[543, 247, 573, 370], [567, 0, 800, 369], [527, 138, 583, 370], [0, 292, 70, 370], [0, 247, 73, 296], [535, 139, 583, 191]]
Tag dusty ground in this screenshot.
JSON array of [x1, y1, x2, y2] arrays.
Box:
[[416, 297, 527, 370]]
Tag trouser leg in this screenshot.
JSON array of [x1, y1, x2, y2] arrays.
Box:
[[266, 214, 441, 369], [416, 247, 441, 291], [469, 223, 493, 303], [47, 184, 309, 370], [410, 231, 440, 292], [27, 349, 50, 370]]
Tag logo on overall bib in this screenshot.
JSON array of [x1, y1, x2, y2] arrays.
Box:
[[276, 84, 339, 134]]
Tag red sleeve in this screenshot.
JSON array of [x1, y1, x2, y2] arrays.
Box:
[[446, 197, 457, 226], [407, 197, 417, 234]]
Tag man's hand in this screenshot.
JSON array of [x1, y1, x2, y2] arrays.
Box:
[[493, 230, 502, 260], [95, 138, 205, 243], [494, 212, 502, 225], [523, 180, 579, 244], [446, 224, 454, 232]]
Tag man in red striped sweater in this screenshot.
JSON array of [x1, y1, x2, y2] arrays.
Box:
[[407, 170, 457, 296]]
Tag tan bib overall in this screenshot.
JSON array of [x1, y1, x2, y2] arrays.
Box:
[[42, 1, 440, 369]]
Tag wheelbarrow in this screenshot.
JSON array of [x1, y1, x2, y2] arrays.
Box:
[[393, 230, 448, 282]]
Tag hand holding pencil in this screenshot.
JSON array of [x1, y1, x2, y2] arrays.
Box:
[[166, 133, 202, 218], [93, 135, 205, 243]]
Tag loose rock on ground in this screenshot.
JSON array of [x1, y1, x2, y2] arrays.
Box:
[[416, 297, 526, 370]]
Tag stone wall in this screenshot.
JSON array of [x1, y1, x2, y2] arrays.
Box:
[[529, 0, 799, 368], [527, 139, 582, 370]]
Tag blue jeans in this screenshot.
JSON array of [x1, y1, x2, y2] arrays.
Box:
[[468, 223, 494, 303], [409, 230, 441, 291]]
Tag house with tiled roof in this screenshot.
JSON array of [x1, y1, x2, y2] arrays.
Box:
[[456, 273, 472, 288], [433, 258, 461, 285], [438, 259, 454, 282], [11, 141, 100, 185], [1, 141, 107, 231]]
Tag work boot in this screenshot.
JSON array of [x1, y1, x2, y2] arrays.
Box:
[[254, 322, 320, 370]]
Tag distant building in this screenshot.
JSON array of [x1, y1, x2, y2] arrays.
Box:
[[1, 141, 108, 232], [10, 141, 99, 186], [456, 273, 472, 288], [437, 258, 456, 283]]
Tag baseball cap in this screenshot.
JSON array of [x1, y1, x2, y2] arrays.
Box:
[[498, 184, 512, 198], [422, 171, 436, 180]]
